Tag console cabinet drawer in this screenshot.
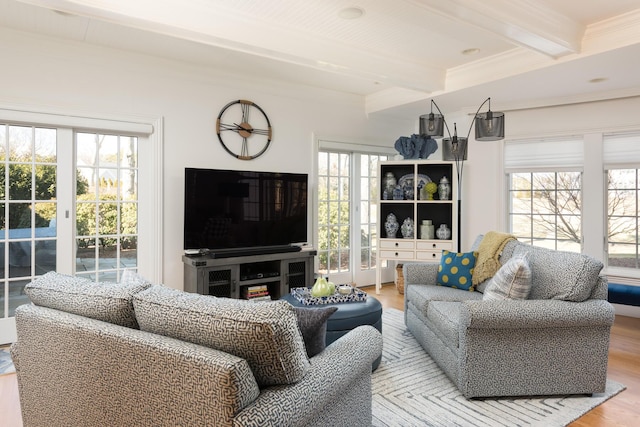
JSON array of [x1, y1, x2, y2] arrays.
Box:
[[380, 250, 415, 260], [380, 240, 415, 250], [416, 241, 454, 251], [416, 251, 442, 262]]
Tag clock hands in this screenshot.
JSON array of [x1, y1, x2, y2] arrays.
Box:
[[218, 122, 270, 137]]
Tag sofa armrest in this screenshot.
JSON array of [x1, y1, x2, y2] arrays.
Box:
[[460, 298, 615, 330], [404, 262, 439, 286], [233, 325, 383, 427]]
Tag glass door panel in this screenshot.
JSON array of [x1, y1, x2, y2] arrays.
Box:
[[75, 132, 138, 282], [1, 124, 57, 324], [317, 149, 388, 287]]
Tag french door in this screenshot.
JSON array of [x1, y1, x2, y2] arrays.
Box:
[[1, 124, 60, 343], [0, 113, 157, 344], [316, 148, 391, 286]]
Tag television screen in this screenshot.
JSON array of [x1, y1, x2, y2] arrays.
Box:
[[184, 168, 308, 251]]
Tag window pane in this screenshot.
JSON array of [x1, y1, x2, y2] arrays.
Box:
[[8, 126, 32, 161], [607, 168, 640, 270], [508, 171, 581, 251], [34, 128, 56, 162], [8, 164, 32, 200], [76, 132, 138, 281]]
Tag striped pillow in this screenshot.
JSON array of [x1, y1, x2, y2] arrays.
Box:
[[482, 254, 532, 301]]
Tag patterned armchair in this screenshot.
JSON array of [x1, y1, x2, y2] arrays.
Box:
[[11, 274, 382, 427]]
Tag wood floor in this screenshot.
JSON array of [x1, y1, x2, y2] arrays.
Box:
[[1, 284, 638, 426]]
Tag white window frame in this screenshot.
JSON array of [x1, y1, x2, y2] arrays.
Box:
[[504, 136, 584, 251], [314, 136, 396, 286], [0, 106, 163, 344]]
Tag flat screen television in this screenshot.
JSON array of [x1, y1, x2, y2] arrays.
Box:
[[184, 168, 308, 254]]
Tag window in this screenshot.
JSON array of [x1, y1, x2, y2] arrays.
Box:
[[359, 154, 382, 271], [508, 171, 582, 251], [316, 143, 390, 286], [0, 124, 58, 318], [317, 152, 350, 275], [0, 108, 160, 343], [504, 137, 583, 251], [75, 132, 139, 282], [604, 133, 640, 272], [607, 169, 640, 269]]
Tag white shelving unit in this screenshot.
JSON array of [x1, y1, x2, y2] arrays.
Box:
[[375, 160, 458, 293]]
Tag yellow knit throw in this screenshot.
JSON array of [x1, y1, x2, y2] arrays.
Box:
[[472, 231, 516, 285]]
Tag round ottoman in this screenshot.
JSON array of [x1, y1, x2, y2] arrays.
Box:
[[281, 293, 383, 370]]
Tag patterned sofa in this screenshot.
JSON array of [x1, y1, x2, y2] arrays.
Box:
[[10, 273, 383, 427], [403, 236, 615, 398]]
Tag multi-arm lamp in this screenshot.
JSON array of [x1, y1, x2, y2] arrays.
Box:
[[418, 98, 505, 249]]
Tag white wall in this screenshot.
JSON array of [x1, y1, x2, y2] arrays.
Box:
[[0, 27, 413, 289]]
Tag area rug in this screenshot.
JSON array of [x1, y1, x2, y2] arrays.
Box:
[[371, 308, 625, 427], [0, 347, 15, 375]]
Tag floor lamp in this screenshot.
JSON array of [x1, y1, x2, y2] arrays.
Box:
[[419, 98, 505, 250]]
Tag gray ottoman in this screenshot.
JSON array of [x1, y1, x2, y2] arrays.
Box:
[[281, 293, 383, 370]]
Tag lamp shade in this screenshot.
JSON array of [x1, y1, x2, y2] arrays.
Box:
[[475, 111, 505, 141], [419, 113, 444, 138], [442, 137, 468, 161]]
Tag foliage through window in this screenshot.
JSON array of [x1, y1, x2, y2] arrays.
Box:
[[317, 150, 387, 278], [317, 152, 350, 274], [508, 171, 582, 252], [75, 132, 138, 282], [607, 169, 640, 270]]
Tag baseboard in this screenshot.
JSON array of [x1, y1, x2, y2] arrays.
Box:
[[611, 303, 640, 318]]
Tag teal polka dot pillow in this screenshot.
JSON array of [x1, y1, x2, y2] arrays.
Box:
[[437, 250, 478, 291]]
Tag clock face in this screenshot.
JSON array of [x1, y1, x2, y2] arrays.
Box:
[[216, 100, 272, 160]]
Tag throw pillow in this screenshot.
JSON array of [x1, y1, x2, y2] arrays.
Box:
[[293, 306, 338, 357], [482, 254, 532, 301], [436, 250, 478, 291], [511, 244, 603, 302], [120, 269, 153, 287], [24, 271, 152, 328], [133, 286, 310, 387]]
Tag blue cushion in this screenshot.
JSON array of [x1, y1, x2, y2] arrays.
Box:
[[436, 250, 478, 291]]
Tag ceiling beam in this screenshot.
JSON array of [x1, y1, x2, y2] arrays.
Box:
[[15, 0, 446, 92], [411, 0, 584, 58]]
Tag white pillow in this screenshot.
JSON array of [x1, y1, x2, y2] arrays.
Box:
[[482, 255, 532, 301]]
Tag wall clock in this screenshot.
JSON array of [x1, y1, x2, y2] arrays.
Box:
[[216, 99, 272, 160]]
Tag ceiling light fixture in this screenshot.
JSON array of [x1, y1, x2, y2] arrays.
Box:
[[589, 77, 608, 84], [338, 7, 365, 20], [419, 98, 505, 248], [462, 48, 480, 55]]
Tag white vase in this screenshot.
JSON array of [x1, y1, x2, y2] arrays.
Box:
[[420, 220, 434, 239], [438, 176, 451, 200]]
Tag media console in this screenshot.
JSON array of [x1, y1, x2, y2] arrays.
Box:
[[183, 249, 316, 300]]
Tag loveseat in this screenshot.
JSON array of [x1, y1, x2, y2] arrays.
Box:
[[11, 272, 383, 427], [404, 234, 615, 398]]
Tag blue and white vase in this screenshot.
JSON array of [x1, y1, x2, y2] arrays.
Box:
[[401, 217, 414, 239], [383, 172, 396, 196], [438, 176, 451, 200], [436, 224, 451, 240], [385, 213, 399, 238], [392, 185, 404, 200]]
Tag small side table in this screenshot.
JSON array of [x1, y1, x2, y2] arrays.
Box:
[[281, 293, 383, 370]]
